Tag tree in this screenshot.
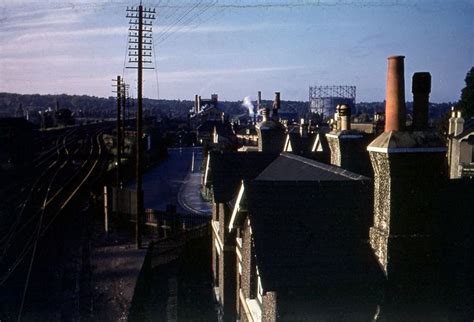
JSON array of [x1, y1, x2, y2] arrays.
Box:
[[457, 66, 474, 117]]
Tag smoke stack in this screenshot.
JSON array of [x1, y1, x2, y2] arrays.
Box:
[[255, 91, 261, 124], [194, 94, 199, 114], [412, 72, 431, 131], [339, 104, 351, 131], [198, 96, 202, 113], [385, 56, 406, 132], [272, 92, 280, 121], [211, 94, 218, 104]]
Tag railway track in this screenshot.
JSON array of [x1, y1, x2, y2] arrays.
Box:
[[0, 126, 108, 321]]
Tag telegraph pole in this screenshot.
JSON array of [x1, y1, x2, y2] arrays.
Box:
[[115, 75, 122, 190], [126, 4, 155, 249], [121, 82, 129, 153]]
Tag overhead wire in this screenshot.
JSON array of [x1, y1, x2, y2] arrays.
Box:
[[156, 0, 217, 45], [154, 0, 204, 44]]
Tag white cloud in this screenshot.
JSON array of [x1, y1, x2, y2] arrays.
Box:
[[0, 7, 85, 31], [9, 26, 126, 42], [153, 22, 297, 34], [159, 65, 310, 81]]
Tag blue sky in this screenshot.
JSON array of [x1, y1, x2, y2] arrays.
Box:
[[0, 0, 472, 102]]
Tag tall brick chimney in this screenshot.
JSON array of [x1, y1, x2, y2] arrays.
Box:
[[367, 56, 447, 306], [385, 56, 406, 132], [257, 92, 285, 153]]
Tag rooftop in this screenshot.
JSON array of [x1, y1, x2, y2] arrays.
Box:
[[256, 152, 368, 181], [207, 151, 278, 203]]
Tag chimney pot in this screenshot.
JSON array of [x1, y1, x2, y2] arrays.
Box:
[[385, 55, 406, 132], [262, 107, 270, 122], [339, 104, 351, 131]]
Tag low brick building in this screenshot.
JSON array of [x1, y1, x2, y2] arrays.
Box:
[[205, 151, 277, 321], [228, 153, 384, 321]]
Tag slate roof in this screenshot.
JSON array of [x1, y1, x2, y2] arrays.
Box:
[[208, 151, 278, 203], [313, 130, 330, 153], [286, 131, 316, 155], [244, 179, 382, 293], [256, 152, 368, 181]]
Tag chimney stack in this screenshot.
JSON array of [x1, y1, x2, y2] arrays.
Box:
[[448, 107, 456, 135], [272, 92, 280, 121], [412, 72, 431, 131], [326, 103, 370, 176], [211, 94, 218, 105], [300, 118, 308, 137], [198, 96, 202, 113], [255, 91, 261, 124], [367, 56, 447, 306], [194, 94, 199, 114], [339, 104, 351, 131], [448, 110, 465, 178], [257, 92, 285, 153], [453, 111, 464, 136], [385, 56, 406, 132]]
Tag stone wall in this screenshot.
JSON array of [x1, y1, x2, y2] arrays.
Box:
[[369, 149, 446, 286], [262, 291, 278, 322]]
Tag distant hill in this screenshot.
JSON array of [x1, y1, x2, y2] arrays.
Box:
[[0, 92, 309, 120], [0, 92, 454, 121]]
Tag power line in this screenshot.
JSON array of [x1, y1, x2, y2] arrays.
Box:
[[154, 0, 204, 44], [155, 0, 215, 45]]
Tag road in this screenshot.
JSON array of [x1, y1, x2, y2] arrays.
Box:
[[130, 147, 211, 215]]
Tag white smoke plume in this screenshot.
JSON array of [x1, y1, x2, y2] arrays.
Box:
[[242, 96, 254, 117]]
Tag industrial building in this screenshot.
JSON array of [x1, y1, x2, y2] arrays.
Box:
[[309, 85, 356, 118]]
